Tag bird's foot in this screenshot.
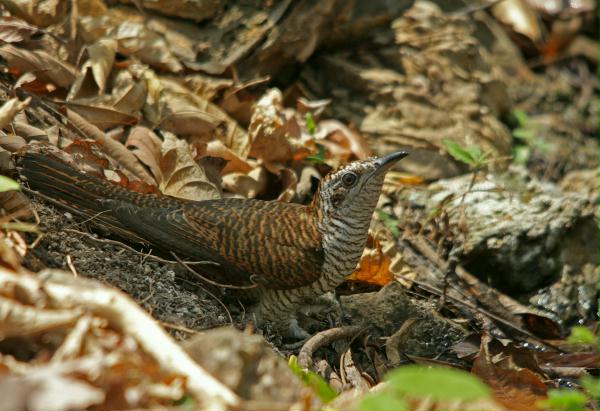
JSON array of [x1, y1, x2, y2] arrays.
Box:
[[250, 309, 312, 340]]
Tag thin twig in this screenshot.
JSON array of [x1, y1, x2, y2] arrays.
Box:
[[172, 252, 257, 290], [65, 255, 78, 277]]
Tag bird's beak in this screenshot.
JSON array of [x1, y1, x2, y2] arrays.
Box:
[[374, 151, 409, 174]]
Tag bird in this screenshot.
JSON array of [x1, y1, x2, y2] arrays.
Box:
[[18, 149, 408, 336]]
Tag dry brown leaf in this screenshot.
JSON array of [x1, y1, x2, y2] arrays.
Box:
[[84, 38, 117, 94], [0, 134, 26, 152], [0, 97, 31, 130], [0, 368, 105, 411], [126, 126, 163, 184], [221, 167, 268, 199], [346, 237, 394, 286], [472, 333, 548, 411], [66, 109, 154, 185], [113, 20, 183, 73], [64, 101, 138, 130], [202, 140, 253, 175], [0, 17, 44, 43], [159, 132, 221, 201], [248, 88, 311, 164], [0, 44, 76, 88], [492, 0, 545, 45], [112, 80, 147, 115], [1, 0, 68, 27], [13, 71, 56, 95], [315, 120, 371, 160]]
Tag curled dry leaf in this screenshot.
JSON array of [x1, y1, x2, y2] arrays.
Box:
[[84, 38, 118, 94], [346, 236, 394, 286], [125, 126, 163, 184], [113, 20, 184, 73], [0, 18, 45, 43], [0, 97, 31, 130], [472, 333, 548, 411], [492, 0, 545, 45], [249, 88, 311, 164], [221, 166, 268, 199], [66, 109, 154, 185], [202, 140, 253, 175], [0, 44, 76, 88], [315, 119, 371, 161], [159, 132, 221, 201]]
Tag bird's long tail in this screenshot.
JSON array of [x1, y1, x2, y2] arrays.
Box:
[[18, 151, 174, 240]]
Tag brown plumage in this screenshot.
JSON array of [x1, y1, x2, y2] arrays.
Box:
[[19, 149, 408, 334]]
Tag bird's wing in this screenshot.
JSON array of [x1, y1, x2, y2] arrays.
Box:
[[108, 198, 325, 290], [183, 199, 325, 290]]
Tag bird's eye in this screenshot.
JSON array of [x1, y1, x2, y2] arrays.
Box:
[[341, 172, 358, 187]]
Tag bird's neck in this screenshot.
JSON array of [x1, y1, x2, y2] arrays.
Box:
[[310, 188, 381, 286]]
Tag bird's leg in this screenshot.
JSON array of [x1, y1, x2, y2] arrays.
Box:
[[251, 287, 315, 339]]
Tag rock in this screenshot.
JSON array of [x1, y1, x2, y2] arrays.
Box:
[[398, 166, 598, 293], [182, 327, 309, 404]]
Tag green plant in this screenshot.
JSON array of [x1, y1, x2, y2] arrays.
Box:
[[442, 139, 492, 170], [305, 111, 317, 135], [288, 355, 337, 403], [566, 326, 597, 345], [537, 389, 588, 411], [307, 143, 326, 165], [538, 328, 600, 411], [359, 365, 491, 411], [376, 208, 401, 238], [510, 109, 553, 165]]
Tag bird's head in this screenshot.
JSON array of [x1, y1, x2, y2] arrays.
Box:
[[313, 151, 408, 222]]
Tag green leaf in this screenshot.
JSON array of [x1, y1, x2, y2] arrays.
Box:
[[385, 365, 490, 402], [288, 355, 337, 403], [307, 143, 326, 164], [173, 394, 196, 410], [376, 209, 401, 238], [567, 326, 597, 345], [512, 109, 530, 127], [537, 389, 587, 411], [466, 144, 483, 160], [0, 175, 20, 193], [513, 145, 531, 165], [359, 391, 408, 411], [305, 111, 317, 135], [513, 127, 535, 141], [581, 376, 599, 400], [443, 139, 476, 166]]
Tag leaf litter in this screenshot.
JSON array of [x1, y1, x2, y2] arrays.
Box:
[[0, 0, 597, 410]]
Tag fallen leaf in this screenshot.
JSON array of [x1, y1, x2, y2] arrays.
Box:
[[85, 38, 117, 94], [0, 97, 31, 130], [472, 333, 547, 411], [64, 101, 138, 130], [126, 126, 163, 183], [66, 109, 154, 185], [0, 44, 76, 88], [158, 132, 221, 201], [347, 237, 394, 286]]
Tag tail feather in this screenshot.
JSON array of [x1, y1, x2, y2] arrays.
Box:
[[19, 152, 173, 241]]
